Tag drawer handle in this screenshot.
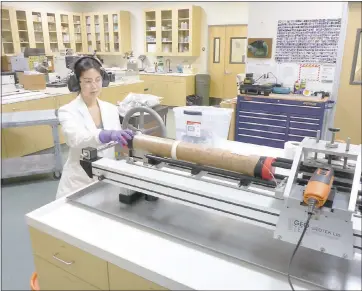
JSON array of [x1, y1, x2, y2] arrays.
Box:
[[53, 253, 74, 265]]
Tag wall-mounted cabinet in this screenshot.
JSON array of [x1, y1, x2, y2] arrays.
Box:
[[144, 5, 201, 57], [1, 7, 17, 55], [83, 11, 131, 55], [1, 6, 131, 56]]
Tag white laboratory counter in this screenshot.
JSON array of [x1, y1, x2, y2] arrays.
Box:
[[140, 72, 196, 77], [1, 80, 144, 104], [25, 140, 323, 290]]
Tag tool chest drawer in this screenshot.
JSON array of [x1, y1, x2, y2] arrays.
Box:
[[235, 95, 333, 148], [238, 98, 324, 116], [238, 115, 287, 127], [236, 134, 285, 149], [237, 122, 286, 134], [289, 128, 318, 137], [237, 128, 286, 140]]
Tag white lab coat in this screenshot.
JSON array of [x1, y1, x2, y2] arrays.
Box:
[[56, 95, 121, 199]]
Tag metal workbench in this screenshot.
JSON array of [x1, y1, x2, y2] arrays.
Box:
[[67, 182, 361, 291], [1, 109, 62, 179]]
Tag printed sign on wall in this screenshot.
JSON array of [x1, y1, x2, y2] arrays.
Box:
[[275, 19, 341, 64]]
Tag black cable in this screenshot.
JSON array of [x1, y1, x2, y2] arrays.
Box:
[[287, 212, 313, 291], [267, 72, 278, 85]]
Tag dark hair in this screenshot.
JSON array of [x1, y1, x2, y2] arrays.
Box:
[[74, 58, 102, 80]]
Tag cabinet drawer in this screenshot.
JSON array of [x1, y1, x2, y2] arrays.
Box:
[[289, 121, 320, 131], [238, 115, 287, 127], [2, 102, 23, 113], [289, 128, 317, 137], [290, 115, 320, 123], [239, 100, 323, 116], [236, 134, 285, 149], [108, 262, 168, 290], [239, 110, 287, 120], [288, 134, 306, 142], [237, 128, 286, 140], [29, 228, 109, 290], [237, 122, 286, 134], [34, 255, 100, 290]]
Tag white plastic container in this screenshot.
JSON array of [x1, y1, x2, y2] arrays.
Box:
[[173, 106, 233, 146]]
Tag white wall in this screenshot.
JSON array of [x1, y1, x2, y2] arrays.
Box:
[[82, 2, 249, 72], [247, 2, 344, 92], [5, 1, 84, 13]]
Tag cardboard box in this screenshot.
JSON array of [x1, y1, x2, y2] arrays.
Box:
[[1, 56, 12, 72], [17, 72, 46, 90], [220, 98, 237, 141]]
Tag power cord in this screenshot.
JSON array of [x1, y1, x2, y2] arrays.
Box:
[[267, 72, 278, 85], [287, 199, 317, 291]]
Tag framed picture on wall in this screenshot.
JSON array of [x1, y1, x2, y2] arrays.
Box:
[[350, 28, 361, 85], [247, 38, 273, 59]]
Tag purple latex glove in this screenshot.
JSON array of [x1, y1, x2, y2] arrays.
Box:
[[99, 129, 134, 147]]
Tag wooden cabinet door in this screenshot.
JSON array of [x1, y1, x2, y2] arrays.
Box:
[[1, 7, 19, 55], [108, 262, 167, 291], [166, 81, 186, 106], [1, 134, 8, 159]]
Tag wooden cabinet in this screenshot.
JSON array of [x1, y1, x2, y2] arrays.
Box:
[[99, 82, 144, 105], [84, 11, 131, 55], [144, 5, 201, 56], [30, 227, 109, 290], [34, 255, 100, 290], [1, 6, 131, 56], [1, 97, 58, 158], [29, 227, 167, 291], [1, 7, 17, 55], [108, 262, 167, 290], [140, 74, 195, 106]]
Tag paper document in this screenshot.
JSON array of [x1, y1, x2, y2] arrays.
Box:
[[320, 65, 336, 83], [299, 64, 320, 81]]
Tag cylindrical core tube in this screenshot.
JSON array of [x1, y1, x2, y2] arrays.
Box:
[[132, 135, 275, 180]]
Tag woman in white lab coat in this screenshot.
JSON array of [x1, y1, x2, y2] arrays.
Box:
[[56, 57, 134, 199]]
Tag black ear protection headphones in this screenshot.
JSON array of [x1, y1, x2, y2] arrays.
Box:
[[67, 56, 110, 92]]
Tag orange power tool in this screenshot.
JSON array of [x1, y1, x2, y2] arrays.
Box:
[[303, 167, 335, 211]]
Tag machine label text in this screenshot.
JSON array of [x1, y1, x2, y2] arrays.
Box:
[[289, 219, 341, 239]]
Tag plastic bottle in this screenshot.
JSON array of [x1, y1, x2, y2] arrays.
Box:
[[300, 79, 306, 90], [294, 80, 300, 94]]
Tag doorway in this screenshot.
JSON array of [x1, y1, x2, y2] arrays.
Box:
[[208, 25, 247, 102]]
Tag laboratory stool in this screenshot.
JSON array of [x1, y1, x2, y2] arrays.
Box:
[[30, 272, 40, 291]]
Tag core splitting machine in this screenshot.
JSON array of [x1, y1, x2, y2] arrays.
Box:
[[71, 107, 361, 290]]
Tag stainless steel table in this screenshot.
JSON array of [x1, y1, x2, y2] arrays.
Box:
[[1, 109, 62, 179], [67, 182, 361, 291]]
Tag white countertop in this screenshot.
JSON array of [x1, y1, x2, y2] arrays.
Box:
[[25, 140, 318, 290], [1, 80, 144, 104], [140, 72, 196, 77]]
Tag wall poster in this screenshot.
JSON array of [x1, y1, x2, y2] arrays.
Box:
[[275, 18, 341, 64]]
